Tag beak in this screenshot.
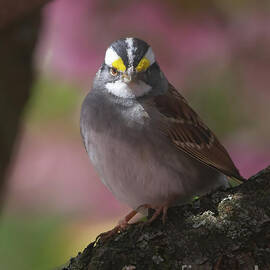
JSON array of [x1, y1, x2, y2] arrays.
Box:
[[121, 71, 137, 83], [122, 67, 139, 83]]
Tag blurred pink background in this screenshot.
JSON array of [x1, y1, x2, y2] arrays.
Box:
[[1, 0, 270, 269]]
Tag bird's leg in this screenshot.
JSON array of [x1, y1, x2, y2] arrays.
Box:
[[97, 202, 172, 242], [118, 203, 152, 227], [146, 195, 179, 224], [146, 205, 169, 225], [96, 209, 137, 242], [96, 204, 151, 242], [118, 209, 138, 228]]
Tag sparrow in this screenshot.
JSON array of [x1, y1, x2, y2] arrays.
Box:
[[80, 37, 243, 235]]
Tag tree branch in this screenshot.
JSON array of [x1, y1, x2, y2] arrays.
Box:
[[61, 166, 270, 270]]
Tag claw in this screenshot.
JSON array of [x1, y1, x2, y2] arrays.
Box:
[[96, 204, 150, 242], [146, 205, 169, 225], [96, 203, 169, 242], [96, 225, 122, 242]]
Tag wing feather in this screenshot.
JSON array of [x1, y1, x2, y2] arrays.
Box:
[[153, 84, 243, 180]]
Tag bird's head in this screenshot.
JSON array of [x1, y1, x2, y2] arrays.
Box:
[[94, 37, 168, 99]]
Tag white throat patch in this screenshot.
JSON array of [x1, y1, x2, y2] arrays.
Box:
[[105, 81, 152, 99]]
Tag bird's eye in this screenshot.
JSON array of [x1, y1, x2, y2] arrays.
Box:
[[110, 67, 118, 76]]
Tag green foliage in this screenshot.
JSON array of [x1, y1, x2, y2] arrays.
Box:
[[25, 77, 81, 125], [187, 72, 247, 137], [0, 214, 69, 270]]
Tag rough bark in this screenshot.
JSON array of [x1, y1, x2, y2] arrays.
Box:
[[61, 166, 270, 270], [0, 2, 45, 204]]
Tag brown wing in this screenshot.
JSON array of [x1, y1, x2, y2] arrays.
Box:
[[153, 84, 243, 180]]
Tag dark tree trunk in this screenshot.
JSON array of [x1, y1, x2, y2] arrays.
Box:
[[0, 0, 49, 30], [61, 166, 270, 270], [0, 0, 50, 204]]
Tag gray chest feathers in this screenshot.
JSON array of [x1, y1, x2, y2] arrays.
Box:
[[80, 93, 224, 209], [81, 93, 158, 172]]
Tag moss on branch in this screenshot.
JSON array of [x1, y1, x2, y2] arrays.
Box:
[[61, 166, 270, 270]]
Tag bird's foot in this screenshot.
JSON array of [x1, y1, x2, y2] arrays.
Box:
[[96, 224, 122, 242], [96, 206, 148, 242], [146, 205, 169, 225], [96, 203, 169, 242]]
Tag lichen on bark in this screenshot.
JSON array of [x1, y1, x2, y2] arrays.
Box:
[[62, 166, 270, 270]]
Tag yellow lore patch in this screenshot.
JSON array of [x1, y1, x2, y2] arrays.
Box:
[[112, 58, 126, 72], [136, 57, 150, 72]]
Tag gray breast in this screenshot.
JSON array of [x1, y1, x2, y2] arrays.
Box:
[[80, 90, 225, 209]]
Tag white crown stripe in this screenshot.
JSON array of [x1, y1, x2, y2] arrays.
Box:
[[125, 37, 134, 67], [105, 43, 156, 68], [105, 47, 120, 66], [144, 47, 155, 65]]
